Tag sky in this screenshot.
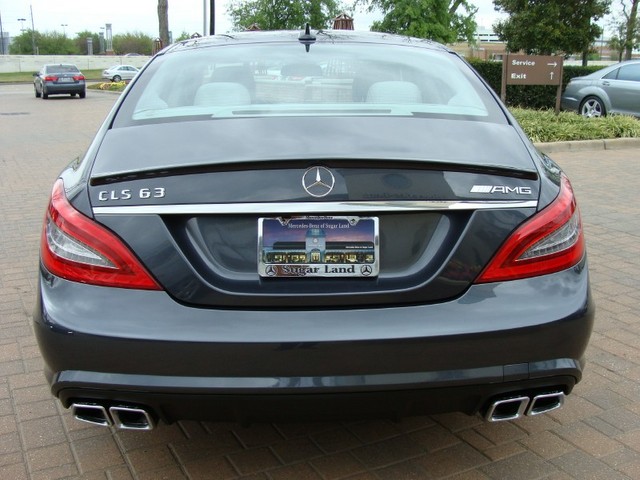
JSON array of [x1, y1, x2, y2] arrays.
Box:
[[0, 0, 506, 39]]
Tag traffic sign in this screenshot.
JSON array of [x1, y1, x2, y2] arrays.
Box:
[[501, 54, 565, 113], [505, 54, 563, 86]]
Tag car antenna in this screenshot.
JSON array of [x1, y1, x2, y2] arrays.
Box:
[[298, 23, 316, 52]]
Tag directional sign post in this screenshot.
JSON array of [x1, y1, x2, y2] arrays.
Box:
[[501, 54, 564, 113]]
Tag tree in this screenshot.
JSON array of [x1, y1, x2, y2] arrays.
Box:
[[174, 31, 193, 42], [9, 30, 78, 55], [363, 0, 477, 44], [227, 0, 344, 31], [158, 0, 170, 47], [493, 0, 609, 65], [73, 30, 101, 55], [112, 32, 155, 55], [8, 31, 38, 54], [609, 0, 639, 60]]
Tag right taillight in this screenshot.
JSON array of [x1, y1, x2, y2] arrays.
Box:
[[476, 174, 585, 283]]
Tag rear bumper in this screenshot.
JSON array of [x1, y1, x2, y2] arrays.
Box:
[[54, 373, 579, 424], [43, 81, 85, 94], [35, 259, 594, 423], [560, 96, 580, 112]]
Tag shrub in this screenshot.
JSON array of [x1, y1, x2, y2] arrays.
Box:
[[511, 108, 640, 143]]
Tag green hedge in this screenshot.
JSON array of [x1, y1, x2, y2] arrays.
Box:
[[467, 59, 602, 110], [511, 108, 640, 142]]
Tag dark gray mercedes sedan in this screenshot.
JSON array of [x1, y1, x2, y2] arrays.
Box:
[[35, 29, 594, 430]]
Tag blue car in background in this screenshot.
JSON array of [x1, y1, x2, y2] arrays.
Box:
[[34, 63, 86, 99]]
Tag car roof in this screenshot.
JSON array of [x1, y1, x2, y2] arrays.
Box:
[[163, 29, 450, 55], [586, 59, 640, 77]]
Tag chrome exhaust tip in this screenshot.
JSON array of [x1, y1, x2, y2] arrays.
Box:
[[485, 395, 530, 422], [71, 403, 112, 427], [527, 392, 565, 416], [109, 406, 155, 430]]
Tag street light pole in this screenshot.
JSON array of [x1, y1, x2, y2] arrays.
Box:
[[203, 0, 206, 36], [61, 23, 68, 36]]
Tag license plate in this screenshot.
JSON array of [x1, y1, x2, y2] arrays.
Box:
[[258, 217, 379, 278], [58, 77, 72, 83]]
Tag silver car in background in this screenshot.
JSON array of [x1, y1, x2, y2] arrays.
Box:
[[561, 60, 640, 118], [102, 65, 140, 82]]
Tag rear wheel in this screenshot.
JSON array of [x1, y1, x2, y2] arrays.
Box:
[[112, 75, 121, 82], [79, 90, 86, 99], [580, 96, 605, 118], [35, 85, 41, 98], [42, 88, 48, 99]]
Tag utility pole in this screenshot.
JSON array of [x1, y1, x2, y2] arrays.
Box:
[[209, 0, 215, 35], [30, 4, 36, 54], [0, 10, 5, 55]]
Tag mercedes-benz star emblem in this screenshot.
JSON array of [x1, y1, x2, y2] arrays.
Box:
[[265, 265, 278, 277], [361, 265, 373, 276], [302, 166, 335, 198]]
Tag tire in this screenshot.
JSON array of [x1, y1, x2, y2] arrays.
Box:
[[42, 88, 48, 99], [79, 90, 86, 99], [35, 85, 41, 98], [112, 75, 121, 82], [580, 96, 605, 118]]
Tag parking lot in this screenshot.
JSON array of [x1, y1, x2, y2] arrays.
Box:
[[1, 83, 639, 479]]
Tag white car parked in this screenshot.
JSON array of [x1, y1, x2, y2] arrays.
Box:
[[102, 65, 140, 82]]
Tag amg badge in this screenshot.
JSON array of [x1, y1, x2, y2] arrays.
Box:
[[470, 185, 533, 195]]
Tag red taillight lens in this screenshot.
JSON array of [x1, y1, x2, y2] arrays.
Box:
[[73, 75, 85, 81], [476, 174, 585, 283], [41, 179, 161, 290], [44, 75, 58, 81]]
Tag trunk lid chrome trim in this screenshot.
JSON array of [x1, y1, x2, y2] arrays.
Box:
[[93, 200, 537, 216]]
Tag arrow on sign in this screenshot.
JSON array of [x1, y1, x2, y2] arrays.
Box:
[[547, 62, 558, 67]]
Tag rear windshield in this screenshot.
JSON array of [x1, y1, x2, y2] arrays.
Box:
[[46, 65, 80, 74], [115, 42, 505, 125]]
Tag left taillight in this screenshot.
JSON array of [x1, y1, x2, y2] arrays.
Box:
[[40, 179, 161, 290], [476, 174, 585, 283], [73, 75, 85, 81]]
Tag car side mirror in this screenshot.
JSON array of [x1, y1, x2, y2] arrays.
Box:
[[33, 72, 39, 77]]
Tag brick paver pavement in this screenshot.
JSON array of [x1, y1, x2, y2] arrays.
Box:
[[1, 83, 639, 479]]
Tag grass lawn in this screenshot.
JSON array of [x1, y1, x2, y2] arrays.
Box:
[[0, 69, 104, 83]]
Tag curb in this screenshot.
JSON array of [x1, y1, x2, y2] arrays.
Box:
[[535, 137, 640, 154]]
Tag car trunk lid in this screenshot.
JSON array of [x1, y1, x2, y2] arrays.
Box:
[[88, 118, 540, 308]]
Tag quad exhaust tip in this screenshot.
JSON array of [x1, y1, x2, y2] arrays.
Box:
[[71, 403, 112, 427], [71, 402, 156, 430], [485, 391, 565, 422], [109, 406, 155, 430]]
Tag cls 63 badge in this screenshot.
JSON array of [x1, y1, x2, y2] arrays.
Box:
[[97, 187, 166, 202]]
